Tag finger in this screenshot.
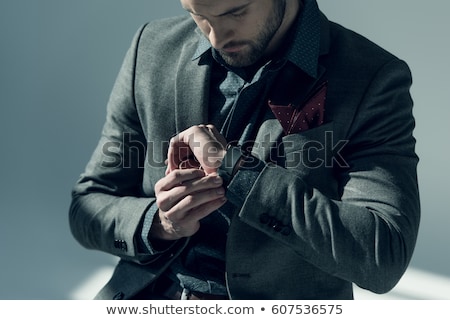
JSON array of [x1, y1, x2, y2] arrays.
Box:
[[165, 186, 226, 222], [166, 128, 193, 173], [156, 173, 224, 212], [184, 126, 224, 174], [178, 157, 201, 170], [181, 196, 227, 222], [195, 126, 226, 172], [167, 126, 226, 175], [206, 124, 227, 148], [156, 168, 204, 193], [167, 134, 194, 173], [159, 196, 227, 239]]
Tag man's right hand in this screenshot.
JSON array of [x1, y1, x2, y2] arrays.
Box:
[[150, 168, 226, 241]]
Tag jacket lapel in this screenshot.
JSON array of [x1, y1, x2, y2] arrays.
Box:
[[174, 40, 211, 132]]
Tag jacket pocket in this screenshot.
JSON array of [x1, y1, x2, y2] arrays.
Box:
[[282, 122, 334, 169], [281, 122, 339, 197]]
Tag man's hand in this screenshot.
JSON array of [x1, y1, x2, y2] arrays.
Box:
[[166, 125, 227, 175], [150, 168, 226, 241]]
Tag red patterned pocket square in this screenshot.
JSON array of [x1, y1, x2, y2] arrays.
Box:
[[268, 81, 327, 135]]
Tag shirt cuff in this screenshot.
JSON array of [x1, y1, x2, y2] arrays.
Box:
[[139, 202, 179, 255]]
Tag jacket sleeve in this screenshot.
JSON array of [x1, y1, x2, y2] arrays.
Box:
[[231, 58, 420, 294], [68, 24, 184, 264]]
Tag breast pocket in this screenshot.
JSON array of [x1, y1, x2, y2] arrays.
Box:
[[281, 122, 341, 197]]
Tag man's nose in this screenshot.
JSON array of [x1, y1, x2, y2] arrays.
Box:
[[208, 24, 233, 49]]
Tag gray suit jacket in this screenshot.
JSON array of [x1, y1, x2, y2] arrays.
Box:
[[70, 13, 420, 299]]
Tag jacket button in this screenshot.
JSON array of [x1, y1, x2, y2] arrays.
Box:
[[114, 240, 128, 252], [260, 213, 277, 226], [272, 222, 283, 232], [259, 213, 270, 224], [281, 226, 292, 236]]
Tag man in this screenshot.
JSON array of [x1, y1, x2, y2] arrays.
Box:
[[70, 0, 420, 300]]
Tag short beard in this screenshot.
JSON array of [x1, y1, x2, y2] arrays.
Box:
[[218, 0, 286, 68]]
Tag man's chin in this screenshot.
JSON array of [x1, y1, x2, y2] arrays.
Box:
[[219, 52, 259, 68]]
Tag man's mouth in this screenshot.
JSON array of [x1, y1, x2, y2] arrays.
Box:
[[221, 43, 247, 54]]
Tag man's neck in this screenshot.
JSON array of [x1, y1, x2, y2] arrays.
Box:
[[263, 0, 302, 60]]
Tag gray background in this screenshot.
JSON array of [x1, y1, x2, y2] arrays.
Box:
[[0, 0, 448, 299]]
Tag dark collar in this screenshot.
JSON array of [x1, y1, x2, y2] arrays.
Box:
[[192, 0, 326, 79]]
